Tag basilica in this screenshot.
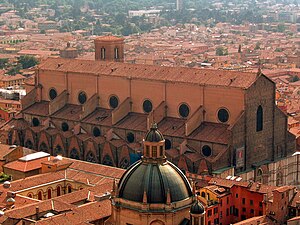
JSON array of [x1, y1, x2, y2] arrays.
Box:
[[0, 36, 295, 181]]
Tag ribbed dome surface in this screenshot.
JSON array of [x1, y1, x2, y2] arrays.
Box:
[[118, 160, 192, 204], [145, 123, 164, 142], [190, 200, 205, 214]]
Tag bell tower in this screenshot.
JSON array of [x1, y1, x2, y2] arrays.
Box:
[[94, 36, 125, 62]]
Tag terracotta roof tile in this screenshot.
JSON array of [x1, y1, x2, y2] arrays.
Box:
[[39, 58, 259, 89], [22, 101, 49, 116]]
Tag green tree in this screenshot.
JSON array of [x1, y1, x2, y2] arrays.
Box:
[[7, 64, 21, 75], [18, 55, 39, 69], [255, 42, 261, 50], [292, 76, 300, 82], [0, 58, 8, 69], [216, 46, 228, 56]]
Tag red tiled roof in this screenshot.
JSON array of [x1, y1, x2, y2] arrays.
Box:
[[39, 58, 259, 89]]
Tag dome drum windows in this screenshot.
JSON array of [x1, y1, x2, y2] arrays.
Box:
[[179, 103, 190, 118], [143, 99, 153, 113], [109, 95, 119, 109], [217, 108, 230, 123], [78, 91, 87, 105]]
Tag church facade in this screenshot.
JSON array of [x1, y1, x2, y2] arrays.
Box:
[[0, 36, 295, 179]]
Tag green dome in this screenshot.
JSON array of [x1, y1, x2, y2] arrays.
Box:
[[190, 200, 205, 214], [118, 160, 192, 204], [145, 123, 164, 142]]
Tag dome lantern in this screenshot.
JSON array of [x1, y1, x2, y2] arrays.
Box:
[[143, 123, 166, 161]]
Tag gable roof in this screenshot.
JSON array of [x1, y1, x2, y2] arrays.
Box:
[[39, 58, 259, 89]]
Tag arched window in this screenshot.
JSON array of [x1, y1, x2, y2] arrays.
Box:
[[56, 186, 61, 196], [256, 105, 263, 132], [101, 47, 106, 60], [103, 155, 113, 166], [201, 192, 206, 198], [67, 185, 72, 193], [27, 193, 33, 198], [47, 189, 52, 199], [70, 148, 80, 159], [38, 191, 43, 200]]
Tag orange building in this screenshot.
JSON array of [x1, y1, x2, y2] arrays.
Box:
[[0, 36, 295, 182]]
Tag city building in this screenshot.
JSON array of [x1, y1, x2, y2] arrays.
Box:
[[0, 36, 296, 186], [0, 126, 206, 225]]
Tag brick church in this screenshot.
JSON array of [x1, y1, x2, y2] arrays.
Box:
[[0, 36, 295, 178]]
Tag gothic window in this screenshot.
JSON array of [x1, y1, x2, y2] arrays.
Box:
[[39, 142, 48, 153], [25, 140, 33, 149], [114, 47, 119, 59], [217, 108, 229, 123], [61, 122, 69, 132], [78, 91, 87, 104], [86, 151, 96, 163], [179, 103, 190, 118], [49, 88, 57, 100], [256, 105, 263, 132], [32, 117, 40, 127], [202, 145, 212, 157], [101, 47, 106, 60], [103, 155, 113, 166], [119, 158, 130, 169], [165, 139, 172, 150], [93, 127, 101, 137], [70, 148, 79, 159], [143, 99, 153, 113], [109, 95, 119, 109], [54, 145, 63, 156], [126, 132, 135, 143]]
